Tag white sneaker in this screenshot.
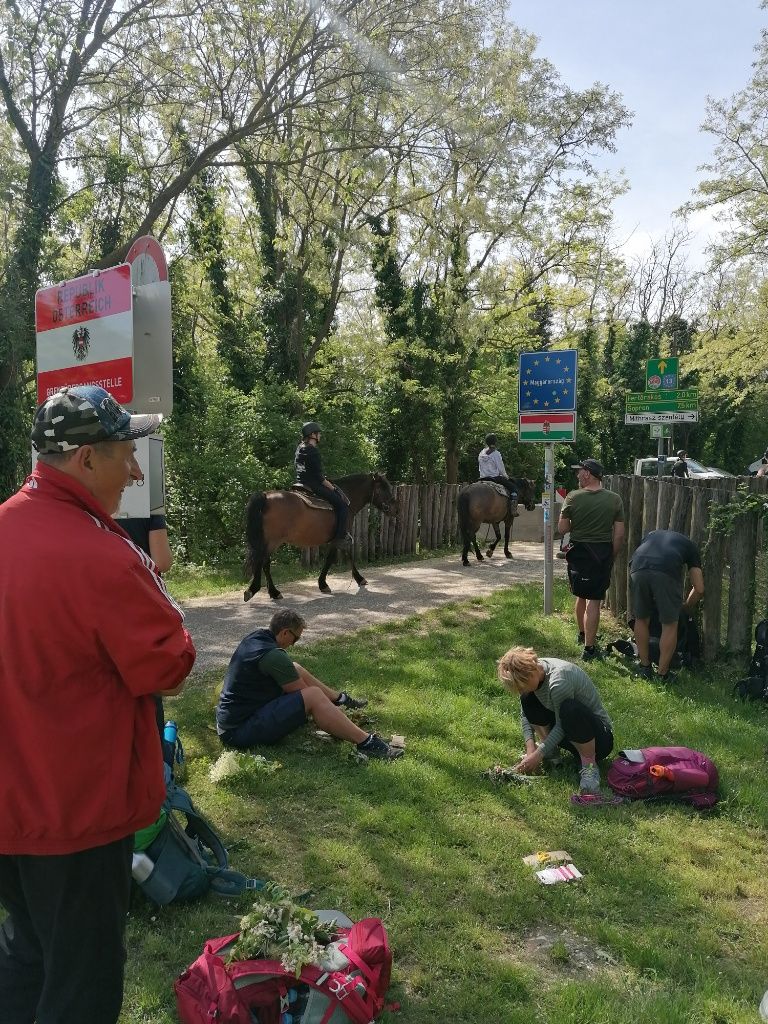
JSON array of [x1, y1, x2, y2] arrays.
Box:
[[578, 763, 601, 795]]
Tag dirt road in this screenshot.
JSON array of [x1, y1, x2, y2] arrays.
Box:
[[181, 543, 564, 674]]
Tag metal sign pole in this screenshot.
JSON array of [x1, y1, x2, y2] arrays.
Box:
[[544, 443, 555, 614], [517, 347, 578, 617], [657, 434, 664, 478]]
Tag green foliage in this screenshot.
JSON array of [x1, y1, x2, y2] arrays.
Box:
[[369, 219, 446, 482], [707, 486, 768, 538]]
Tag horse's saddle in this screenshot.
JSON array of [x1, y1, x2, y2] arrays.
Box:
[[480, 480, 520, 515], [289, 484, 334, 511]]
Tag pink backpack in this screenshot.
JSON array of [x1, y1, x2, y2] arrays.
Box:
[[607, 746, 719, 809], [175, 917, 392, 1024]]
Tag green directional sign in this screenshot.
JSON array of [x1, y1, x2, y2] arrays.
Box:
[[626, 388, 697, 406], [646, 357, 679, 391], [625, 388, 698, 414], [650, 424, 671, 439], [626, 399, 698, 413]]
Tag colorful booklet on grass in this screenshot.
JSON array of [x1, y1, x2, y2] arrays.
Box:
[[536, 863, 583, 885]]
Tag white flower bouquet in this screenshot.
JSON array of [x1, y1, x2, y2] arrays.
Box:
[[227, 882, 337, 977]]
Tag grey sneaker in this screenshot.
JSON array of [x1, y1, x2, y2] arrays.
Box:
[[634, 663, 653, 680], [336, 691, 368, 710], [578, 763, 601, 795], [357, 734, 404, 761]]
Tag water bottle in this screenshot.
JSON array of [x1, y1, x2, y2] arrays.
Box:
[[163, 720, 178, 745], [294, 985, 309, 1020], [131, 852, 154, 882]]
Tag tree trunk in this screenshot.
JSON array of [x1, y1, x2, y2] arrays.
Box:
[[445, 445, 459, 484]]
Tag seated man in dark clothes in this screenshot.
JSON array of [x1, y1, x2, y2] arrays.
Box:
[[629, 529, 704, 681], [216, 608, 403, 761]]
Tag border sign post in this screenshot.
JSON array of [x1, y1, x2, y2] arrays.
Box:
[[35, 265, 134, 404], [34, 237, 173, 517], [126, 235, 173, 416], [519, 348, 578, 614]]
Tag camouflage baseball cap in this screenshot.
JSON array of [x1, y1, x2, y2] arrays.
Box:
[[31, 385, 161, 454]]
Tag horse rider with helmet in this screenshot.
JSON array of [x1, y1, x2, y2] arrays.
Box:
[[672, 450, 689, 479], [295, 422, 354, 552], [478, 433, 518, 506]]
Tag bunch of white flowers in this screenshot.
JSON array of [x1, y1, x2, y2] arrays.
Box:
[[208, 750, 281, 787], [227, 882, 337, 977]]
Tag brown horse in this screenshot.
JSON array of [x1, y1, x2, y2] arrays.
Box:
[[457, 477, 537, 566], [244, 472, 398, 601]]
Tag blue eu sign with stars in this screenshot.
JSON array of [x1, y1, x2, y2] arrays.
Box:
[[518, 349, 578, 412]]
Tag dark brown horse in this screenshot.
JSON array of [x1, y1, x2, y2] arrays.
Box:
[[244, 472, 398, 601], [457, 477, 537, 566]]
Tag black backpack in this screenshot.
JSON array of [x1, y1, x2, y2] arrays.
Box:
[[648, 612, 701, 670], [616, 612, 701, 670], [733, 621, 768, 702]]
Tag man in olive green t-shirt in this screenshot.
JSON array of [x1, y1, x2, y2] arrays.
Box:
[[558, 459, 625, 661]]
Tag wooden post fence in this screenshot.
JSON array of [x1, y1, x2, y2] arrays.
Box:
[[603, 474, 766, 664]]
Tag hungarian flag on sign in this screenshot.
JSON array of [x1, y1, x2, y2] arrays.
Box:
[[519, 412, 576, 442]]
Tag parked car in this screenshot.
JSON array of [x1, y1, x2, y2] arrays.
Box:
[[633, 456, 733, 479]]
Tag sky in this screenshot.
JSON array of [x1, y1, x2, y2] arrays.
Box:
[[508, 0, 767, 265]]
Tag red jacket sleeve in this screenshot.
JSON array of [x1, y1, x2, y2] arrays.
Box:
[[94, 558, 196, 697]]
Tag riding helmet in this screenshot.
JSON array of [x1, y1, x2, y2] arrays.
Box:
[[302, 421, 322, 438]]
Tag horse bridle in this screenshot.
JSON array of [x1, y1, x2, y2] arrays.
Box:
[[372, 474, 395, 514], [510, 477, 536, 511]]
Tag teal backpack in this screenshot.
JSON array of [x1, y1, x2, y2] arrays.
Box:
[[133, 734, 264, 905]]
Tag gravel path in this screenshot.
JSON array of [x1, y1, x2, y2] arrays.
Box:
[[181, 543, 565, 674]]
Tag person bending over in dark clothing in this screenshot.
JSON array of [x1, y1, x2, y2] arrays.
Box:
[[629, 529, 704, 681]]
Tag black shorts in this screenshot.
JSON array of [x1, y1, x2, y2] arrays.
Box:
[[566, 542, 614, 599], [630, 569, 683, 624], [219, 691, 307, 748]]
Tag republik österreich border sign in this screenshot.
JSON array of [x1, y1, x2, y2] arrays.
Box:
[[35, 264, 133, 405]]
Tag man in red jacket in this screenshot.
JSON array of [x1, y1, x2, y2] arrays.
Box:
[[0, 385, 196, 1024]]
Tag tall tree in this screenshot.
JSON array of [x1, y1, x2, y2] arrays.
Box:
[[0, 0, 450, 495], [689, 21, 768, 266], [370, 20, 629, 481]]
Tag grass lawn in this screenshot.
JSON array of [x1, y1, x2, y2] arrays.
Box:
[[122, 581, 768, 1024]]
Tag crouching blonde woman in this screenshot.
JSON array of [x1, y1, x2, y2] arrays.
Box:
[[497, 647, 614, 794]]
